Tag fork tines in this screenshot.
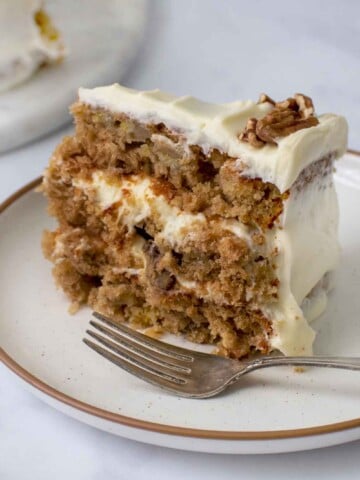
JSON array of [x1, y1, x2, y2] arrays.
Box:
[[83, 312, 195, 393]]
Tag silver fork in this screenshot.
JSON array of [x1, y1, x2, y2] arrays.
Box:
[[83, 312, 360, 399]]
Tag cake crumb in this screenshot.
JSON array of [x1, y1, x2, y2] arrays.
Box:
[[68, 302, 80, 315], [294, 366, 305, 373], [144, 326, 163, 339]]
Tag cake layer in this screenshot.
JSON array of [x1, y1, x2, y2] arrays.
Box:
[[78, 84, 347, 192], [70, 104, 289, 230], [74, 172, 256, 249]]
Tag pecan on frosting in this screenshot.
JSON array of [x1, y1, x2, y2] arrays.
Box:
[[239, 93, 319, 148]]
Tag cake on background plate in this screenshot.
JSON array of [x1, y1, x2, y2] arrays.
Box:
[[41, 84, 347, 358], [0, 0, 65, 92]]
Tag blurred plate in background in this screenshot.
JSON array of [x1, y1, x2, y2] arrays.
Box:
[[0, 0, 147, 153]]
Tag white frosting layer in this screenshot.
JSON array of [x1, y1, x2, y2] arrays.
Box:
[[270, 177, 340, 354], [0, 0, 64, 92], [79, 84, 348, 192], [77, 173, 206, 247], [71, 170, 340, 356], [264, 173, 340, 355], [284, 178, 339, 306]]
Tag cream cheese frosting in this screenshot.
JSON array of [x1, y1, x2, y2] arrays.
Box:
[[0, 0, 64, 92], [79, 84, 348, 192]]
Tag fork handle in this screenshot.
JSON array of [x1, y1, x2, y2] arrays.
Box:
[[246, 355, 360, 373]]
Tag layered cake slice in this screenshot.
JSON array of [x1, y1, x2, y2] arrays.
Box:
[[42, 85, 348, 358]]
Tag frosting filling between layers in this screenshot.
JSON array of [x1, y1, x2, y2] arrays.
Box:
[[68, 169, 339, 356]]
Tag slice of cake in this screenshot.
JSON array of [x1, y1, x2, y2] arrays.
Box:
[[41, 84, 348, 358], [0, 0, 65, 92]]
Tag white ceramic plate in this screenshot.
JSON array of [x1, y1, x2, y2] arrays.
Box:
[[1, 151, 360, 455], [0, 0, 147, 153]]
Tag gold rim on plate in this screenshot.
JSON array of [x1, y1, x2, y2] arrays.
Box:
[[1, 152, 360, 441]]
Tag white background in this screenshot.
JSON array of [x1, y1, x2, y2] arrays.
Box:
[[1, 0, 360, 478]]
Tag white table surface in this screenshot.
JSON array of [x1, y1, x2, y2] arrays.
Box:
[[1, 1, 360, 478]]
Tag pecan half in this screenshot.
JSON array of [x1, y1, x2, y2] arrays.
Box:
[[239, 93, 319, 148]]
